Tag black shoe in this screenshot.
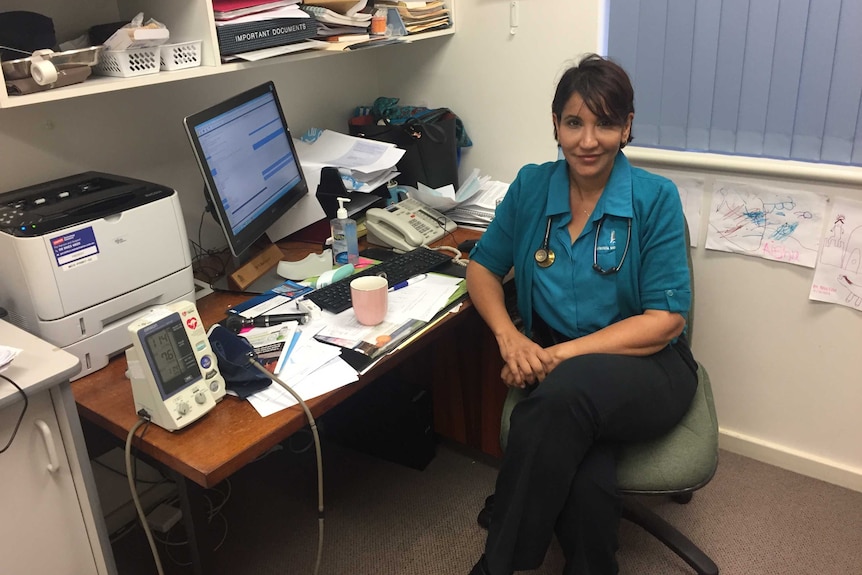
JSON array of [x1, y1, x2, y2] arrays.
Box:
[[477, 493, 494, 529], [469, 555, 491, 575]]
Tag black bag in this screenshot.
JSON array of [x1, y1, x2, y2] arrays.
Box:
[[349, 110, 460, 190]]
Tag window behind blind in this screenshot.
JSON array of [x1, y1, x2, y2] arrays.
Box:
[[605, 0, 862, 167]]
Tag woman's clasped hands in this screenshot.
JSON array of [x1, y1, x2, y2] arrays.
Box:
[[496, 329, 558, 388]]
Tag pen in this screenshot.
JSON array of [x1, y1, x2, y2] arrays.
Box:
[[389, 274, 428, 292]]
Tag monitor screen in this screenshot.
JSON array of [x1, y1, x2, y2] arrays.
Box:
[[139, 312, 201, 400], [183, 81, 308, 259]]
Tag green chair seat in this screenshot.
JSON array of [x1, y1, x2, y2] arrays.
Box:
[[617, 363, 718, 493]]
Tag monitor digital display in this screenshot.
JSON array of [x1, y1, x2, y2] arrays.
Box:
[[140, 313, 201, 399], [183, 81, 308, 259]]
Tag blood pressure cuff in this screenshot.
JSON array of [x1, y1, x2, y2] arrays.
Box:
[[207, 324, 272, 399]]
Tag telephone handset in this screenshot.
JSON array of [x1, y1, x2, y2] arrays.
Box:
[[365, 198, 457, 251]]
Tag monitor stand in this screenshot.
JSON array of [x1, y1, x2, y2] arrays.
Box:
[[213, 243, 286, 294]]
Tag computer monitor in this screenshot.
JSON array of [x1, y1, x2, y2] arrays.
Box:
[[183, 81, 308, 292]]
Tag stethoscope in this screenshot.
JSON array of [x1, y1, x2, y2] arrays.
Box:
[[534, 215, 632, 274]]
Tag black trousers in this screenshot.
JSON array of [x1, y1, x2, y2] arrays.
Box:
[[483, 336, 698, 575]]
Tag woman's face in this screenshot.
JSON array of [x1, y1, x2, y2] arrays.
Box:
[[553, 92, 633, 183]]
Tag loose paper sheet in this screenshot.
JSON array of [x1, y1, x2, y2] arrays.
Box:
[[809, 196, 862, 311], [705, 181, 828, 268], [674, 177, 704, 247]]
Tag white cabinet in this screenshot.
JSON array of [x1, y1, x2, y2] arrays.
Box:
[[0, 390, 103, 574], [0, 322, 115, 575], [0, 0, 456, 109]]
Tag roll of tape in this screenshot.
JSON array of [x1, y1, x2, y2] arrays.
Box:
[[30, 59, 58, 86]]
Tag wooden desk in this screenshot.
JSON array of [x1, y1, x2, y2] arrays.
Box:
[[71, 233, 507, 574]]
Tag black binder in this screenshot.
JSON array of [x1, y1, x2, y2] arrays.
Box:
[[215, 16, 317, 55]]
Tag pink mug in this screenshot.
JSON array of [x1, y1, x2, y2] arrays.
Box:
[[350, 275, 388, 326]]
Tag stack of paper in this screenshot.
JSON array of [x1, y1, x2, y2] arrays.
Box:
[[402, 168, 509, 229], [304, 0, 369, 17], [245, 326, 359, 417], [375, 0, 450, 34], [300, 1, 372, 39], [444, 172, 510, 229], [212, 0, 300, 20], [296, 129, 405, 194]]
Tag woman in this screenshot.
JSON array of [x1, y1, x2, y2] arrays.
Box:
[[466, 54, 699, 575]]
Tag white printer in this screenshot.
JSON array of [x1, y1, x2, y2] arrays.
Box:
[[0, 172, 195, 380]]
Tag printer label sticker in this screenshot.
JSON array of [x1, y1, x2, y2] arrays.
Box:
[[51, 227, 100, 270]]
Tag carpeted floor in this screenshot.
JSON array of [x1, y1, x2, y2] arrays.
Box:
[[111, 433, 862, 575]]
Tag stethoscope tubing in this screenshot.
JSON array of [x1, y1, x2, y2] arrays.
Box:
[[534, 214, 631, 274]]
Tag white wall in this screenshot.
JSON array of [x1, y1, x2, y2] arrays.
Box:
[[1, 1, 859, 491], [375, 1, 862, 491]]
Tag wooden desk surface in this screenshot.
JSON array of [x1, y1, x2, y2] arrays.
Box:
[[71, 232, 485, 489]]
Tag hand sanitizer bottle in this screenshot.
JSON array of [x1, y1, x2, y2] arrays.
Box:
[[331, 197, 359, 266]]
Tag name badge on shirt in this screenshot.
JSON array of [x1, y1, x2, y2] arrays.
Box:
[[595, 217, 628, 269]]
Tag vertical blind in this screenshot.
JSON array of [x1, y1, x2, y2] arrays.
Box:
[[606, 0, 862, 166]]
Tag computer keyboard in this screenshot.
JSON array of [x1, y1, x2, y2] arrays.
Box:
[[305, 247, 454, 313]]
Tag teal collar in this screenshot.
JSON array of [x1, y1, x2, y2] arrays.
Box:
[[544, 152, 634, 220]]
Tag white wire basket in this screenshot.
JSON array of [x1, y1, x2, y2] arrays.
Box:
[[95, 47, 161, 78], [159, 40, 202, 71]]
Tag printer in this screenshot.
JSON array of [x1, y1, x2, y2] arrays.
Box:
[[0, 172, 195, 380]]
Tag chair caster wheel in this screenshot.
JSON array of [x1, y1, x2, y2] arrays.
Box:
[[671, 492, 693, 504]]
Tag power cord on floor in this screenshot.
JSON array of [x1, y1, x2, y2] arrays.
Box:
[[125, 416, 165, 575], [248, 358, 325, 575]]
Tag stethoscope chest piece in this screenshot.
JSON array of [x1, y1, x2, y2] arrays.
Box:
[[535, 215, 556, 268], [535, 248, 555, 268]]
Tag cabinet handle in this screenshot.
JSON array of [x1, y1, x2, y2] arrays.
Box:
[[34, 419, 60, 473]]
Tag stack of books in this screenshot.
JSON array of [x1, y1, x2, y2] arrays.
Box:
[[212, 0, 318, 57], [375, 0, 450, 34]]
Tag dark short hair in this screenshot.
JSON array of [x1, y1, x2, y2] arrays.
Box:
[[552, 54, 635, 145]]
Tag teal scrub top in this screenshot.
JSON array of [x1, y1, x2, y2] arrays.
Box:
[[532, 210, 632, 338], [471, 153, 691, 339]]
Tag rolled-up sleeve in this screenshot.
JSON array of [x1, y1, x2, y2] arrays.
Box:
[[469, 178, 520, 277], [637, 181, 692, 317]]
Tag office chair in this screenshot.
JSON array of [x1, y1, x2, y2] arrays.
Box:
[[480, 223, 720, 575]]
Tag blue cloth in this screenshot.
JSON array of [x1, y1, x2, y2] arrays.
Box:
[[470, 152, 691, 338]]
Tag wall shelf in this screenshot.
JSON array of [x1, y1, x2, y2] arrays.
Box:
[[0, 0, 455, 109]]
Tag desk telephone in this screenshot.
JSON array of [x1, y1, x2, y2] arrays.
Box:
[[365, 198, 457, 251]]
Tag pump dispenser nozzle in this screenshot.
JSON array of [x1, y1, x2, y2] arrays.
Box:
[[336, 197, 350, 219]]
